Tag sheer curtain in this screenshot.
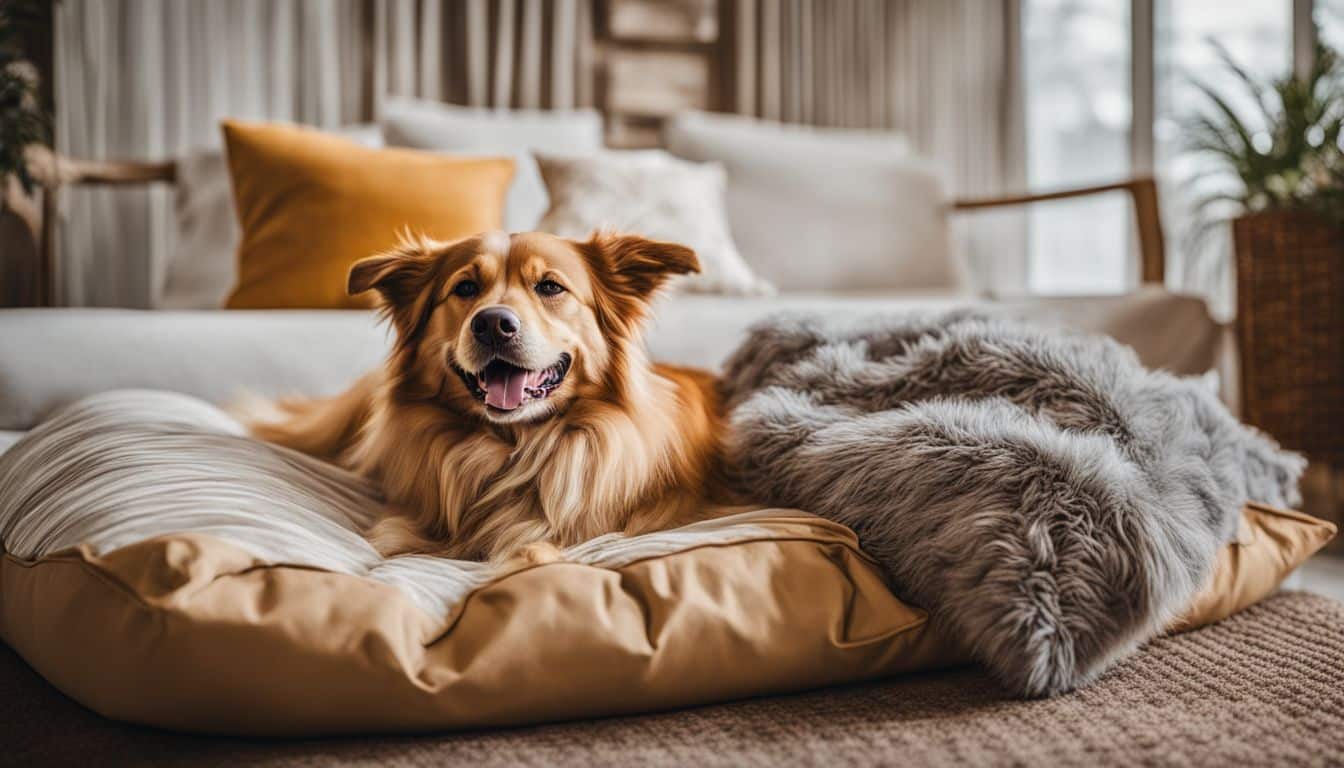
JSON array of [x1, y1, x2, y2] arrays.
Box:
[[53, 0, 593, 307], [731, 0, 1028, 293]]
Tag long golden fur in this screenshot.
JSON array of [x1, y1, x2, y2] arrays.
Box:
[[247, 231, 729, 562]]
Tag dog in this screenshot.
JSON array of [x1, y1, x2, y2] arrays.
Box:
[[246, 231, 729, 563]]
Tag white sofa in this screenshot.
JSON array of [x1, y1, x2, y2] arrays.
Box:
[[2, 109, 1221, 441], [0, 287, 1220, 438]]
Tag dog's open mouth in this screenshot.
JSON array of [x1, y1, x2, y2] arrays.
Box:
[[455, 353, 572, 412]]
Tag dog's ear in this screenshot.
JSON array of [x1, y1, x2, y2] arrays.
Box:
[[581, 232, 700, 339], [587, 232, 700, 299], [348, 251, 433, 303], [348, 242, 440, 345], [347, 255, 394, 296]]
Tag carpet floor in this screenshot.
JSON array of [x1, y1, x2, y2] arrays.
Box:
[[2, 591, 1342, 767]]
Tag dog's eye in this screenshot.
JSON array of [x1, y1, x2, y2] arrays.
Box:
[[452, 280, 480, 298], [535, 280, 566, 297]]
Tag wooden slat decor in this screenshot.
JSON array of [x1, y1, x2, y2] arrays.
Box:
[[604, 50, 709, 117], [607, 0, 719, 43], [596, 0, 723, 148]]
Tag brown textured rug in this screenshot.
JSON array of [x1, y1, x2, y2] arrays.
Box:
[[2, 591, 1342, 767]]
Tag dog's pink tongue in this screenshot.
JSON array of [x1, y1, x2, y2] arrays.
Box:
[[484, 367, 527, 410]]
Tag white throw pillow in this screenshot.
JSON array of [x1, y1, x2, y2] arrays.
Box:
[[665, 111, 963, 293], [161, 123, 383, 309], [535, 150, 773, 296], [379, 99, 604, 232]]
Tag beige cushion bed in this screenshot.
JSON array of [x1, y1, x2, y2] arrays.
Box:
[[0, 391, 1331, 736]]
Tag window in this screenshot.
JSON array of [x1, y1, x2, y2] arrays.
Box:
[[1023, 0, 1132, 294], [1024, 0, 1302, 311], [1318, 0, 1344, 50], [1154, 0, 1290, 311]]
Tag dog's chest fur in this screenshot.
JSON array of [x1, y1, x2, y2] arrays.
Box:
[[348, 374, 709, 560]]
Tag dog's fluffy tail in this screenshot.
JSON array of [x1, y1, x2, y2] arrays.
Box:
[[230, 373, 377, 462]]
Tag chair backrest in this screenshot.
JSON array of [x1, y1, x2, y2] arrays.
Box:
[[665, 111, 963, 293]]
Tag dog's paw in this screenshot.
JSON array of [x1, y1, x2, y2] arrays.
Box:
[[512, 541, 565, 566]]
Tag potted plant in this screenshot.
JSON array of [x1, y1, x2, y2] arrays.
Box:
[[0, 0, 47, 197], [0, 0, 50, 306], [1186, 37, 1344, 468]]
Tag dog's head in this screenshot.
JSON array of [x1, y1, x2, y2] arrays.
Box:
[[349, 231, 699, 424]]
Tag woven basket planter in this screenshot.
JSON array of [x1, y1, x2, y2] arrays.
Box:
[[1234, 211, 1344, 465]]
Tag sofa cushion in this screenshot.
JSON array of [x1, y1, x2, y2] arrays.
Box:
[[0, 309, 387, 431], [162, 124, 384, 310], [665, 111, 960, 293], [222, 120, 513, 309], [647, 286, 1223, 383], [380, 99, 604, 231], [535, 150, 773, 295]]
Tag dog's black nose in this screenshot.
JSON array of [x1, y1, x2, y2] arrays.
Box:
[[471, 306, 521, 347]]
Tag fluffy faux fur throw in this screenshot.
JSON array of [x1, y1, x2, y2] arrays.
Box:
[[720, 313, 1305, 697]]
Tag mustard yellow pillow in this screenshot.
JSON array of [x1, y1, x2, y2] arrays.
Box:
[[221, 120, 514, 309]]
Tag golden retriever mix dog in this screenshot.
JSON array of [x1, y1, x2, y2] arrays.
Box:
[[247, 230, 727, 562]]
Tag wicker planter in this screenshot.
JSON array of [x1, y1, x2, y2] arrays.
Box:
[[1234, 211, 1344, 465]]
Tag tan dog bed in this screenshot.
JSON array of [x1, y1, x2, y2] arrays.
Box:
[[0, 391, 1333, 736]]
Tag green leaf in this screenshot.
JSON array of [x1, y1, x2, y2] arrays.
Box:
[[1181, 27, 1344, 232], [1208, 38, 1277, 128]]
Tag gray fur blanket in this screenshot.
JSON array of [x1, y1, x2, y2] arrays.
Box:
[[720, 313, 1304, 697]]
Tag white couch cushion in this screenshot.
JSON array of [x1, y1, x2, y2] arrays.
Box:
[[665, 111, 961, 293], [0, 290, 1221, 431], [535, 150, 772, 295], [647, 287, 1222, 381], [0, 309, 388, 431], [380, 99, 603, 232], [162, 124, 384, 310]]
